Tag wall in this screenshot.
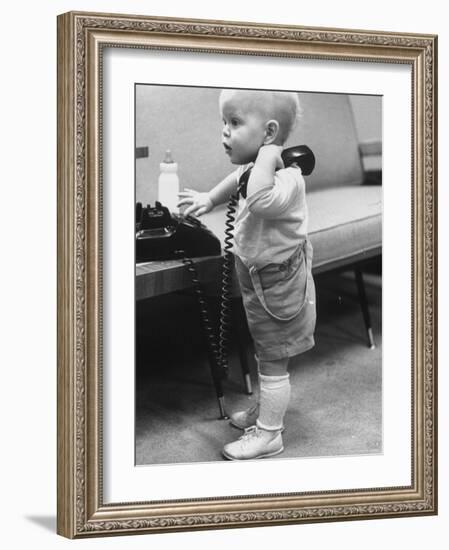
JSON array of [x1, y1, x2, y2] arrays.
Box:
[[350, 95, 382, 143], [136, 86, 381, 205], [1, 1, 446, 550]]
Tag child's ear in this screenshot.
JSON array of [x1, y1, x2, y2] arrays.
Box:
[[263, 120, 280, 144]]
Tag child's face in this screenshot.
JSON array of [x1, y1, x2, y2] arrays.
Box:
[[220, 93, 268, 165]]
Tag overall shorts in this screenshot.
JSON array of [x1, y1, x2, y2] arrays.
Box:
[[235, 239, 316, 361]]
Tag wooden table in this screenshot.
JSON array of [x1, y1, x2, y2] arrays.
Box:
[[136, 256, 224, 300], [136, 208, 228, 300]]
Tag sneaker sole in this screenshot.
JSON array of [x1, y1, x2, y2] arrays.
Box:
[[222, 445, 284, 461]]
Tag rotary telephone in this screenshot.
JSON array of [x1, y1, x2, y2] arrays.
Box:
[[136, 201, 221, 262]]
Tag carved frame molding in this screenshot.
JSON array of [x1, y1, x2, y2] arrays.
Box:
[[57, 11, 437, 538]]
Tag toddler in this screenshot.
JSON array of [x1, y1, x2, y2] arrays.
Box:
[[178, 88, 316, 460]]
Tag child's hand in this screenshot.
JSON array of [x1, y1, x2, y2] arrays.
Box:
[[177, 189, 214, 217], [256, 144, 285, 171]]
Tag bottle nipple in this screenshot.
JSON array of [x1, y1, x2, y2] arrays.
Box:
[[163, 149, 174, 163]]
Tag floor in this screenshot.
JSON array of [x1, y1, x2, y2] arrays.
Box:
[[135, 265, 382, 465]]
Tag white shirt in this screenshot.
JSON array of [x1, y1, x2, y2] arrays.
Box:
[[233, 164, 308, 269]]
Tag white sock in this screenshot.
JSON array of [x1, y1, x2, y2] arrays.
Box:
[[256, 373, 291, 432]]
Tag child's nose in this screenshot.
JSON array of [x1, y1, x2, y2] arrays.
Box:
[[222, 124, 230, 138]]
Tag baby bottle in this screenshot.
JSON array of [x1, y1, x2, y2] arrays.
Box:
[[158, 150, 179, 213]]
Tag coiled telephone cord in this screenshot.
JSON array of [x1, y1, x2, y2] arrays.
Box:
[[178, 254, 222, 370], [177, 185, 241, 377], [217, 187, 240, 372]]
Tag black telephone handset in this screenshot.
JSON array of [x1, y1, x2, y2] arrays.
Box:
[[136, 201, 221, 262], [238, 144, 315, 198]]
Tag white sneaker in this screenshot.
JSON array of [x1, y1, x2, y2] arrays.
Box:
[[229, 402, 259, 430], [222, 426, 284, 461]]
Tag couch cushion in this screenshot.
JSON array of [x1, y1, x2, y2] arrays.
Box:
[[308, 185, 382, 272]]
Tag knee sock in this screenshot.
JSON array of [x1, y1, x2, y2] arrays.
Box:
[[256, 372, 291, 432]]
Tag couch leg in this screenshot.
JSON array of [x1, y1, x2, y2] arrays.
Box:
[[233, 303, 253, 395], [237, 340, 253, 395], [205, 348, 229, 419], [354, 268, 376, 349]]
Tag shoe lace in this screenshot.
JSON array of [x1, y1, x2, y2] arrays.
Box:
[[240, 425, 260, 441], [246, 402, 259, 415]]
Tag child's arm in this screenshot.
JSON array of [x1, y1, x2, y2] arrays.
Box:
[[246, 145, 299, 219], [247, 145, 284, 196], [178, 170, 239, 217]]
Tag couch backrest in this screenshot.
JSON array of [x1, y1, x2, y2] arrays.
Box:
[[286, 93, 364, 191]]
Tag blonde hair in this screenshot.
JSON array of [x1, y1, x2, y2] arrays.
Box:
[[219, 89, 301, 144]]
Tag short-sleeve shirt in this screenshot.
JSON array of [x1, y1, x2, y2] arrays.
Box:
[[233, 164, 308, 269]]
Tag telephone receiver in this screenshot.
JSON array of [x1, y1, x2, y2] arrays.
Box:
[[136, 201, 221, 262], [281, 144, 316, 174], [238, 144, 316, 198]]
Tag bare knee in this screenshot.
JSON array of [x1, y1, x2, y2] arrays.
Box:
[[258, 357, 289, 376]]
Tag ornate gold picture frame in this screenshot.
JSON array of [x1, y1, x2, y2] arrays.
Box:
[[57, 11, 437, 538]]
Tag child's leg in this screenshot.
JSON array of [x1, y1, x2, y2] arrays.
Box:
[[229, 355, 260, 429], [259, 357, 289, 376], [222, 356, 290, 460], [257, 357, 290, 432], [229, 356, 290, 430]]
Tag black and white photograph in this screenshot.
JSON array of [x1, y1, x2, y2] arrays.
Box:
[[135, 84, 382, 466]]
